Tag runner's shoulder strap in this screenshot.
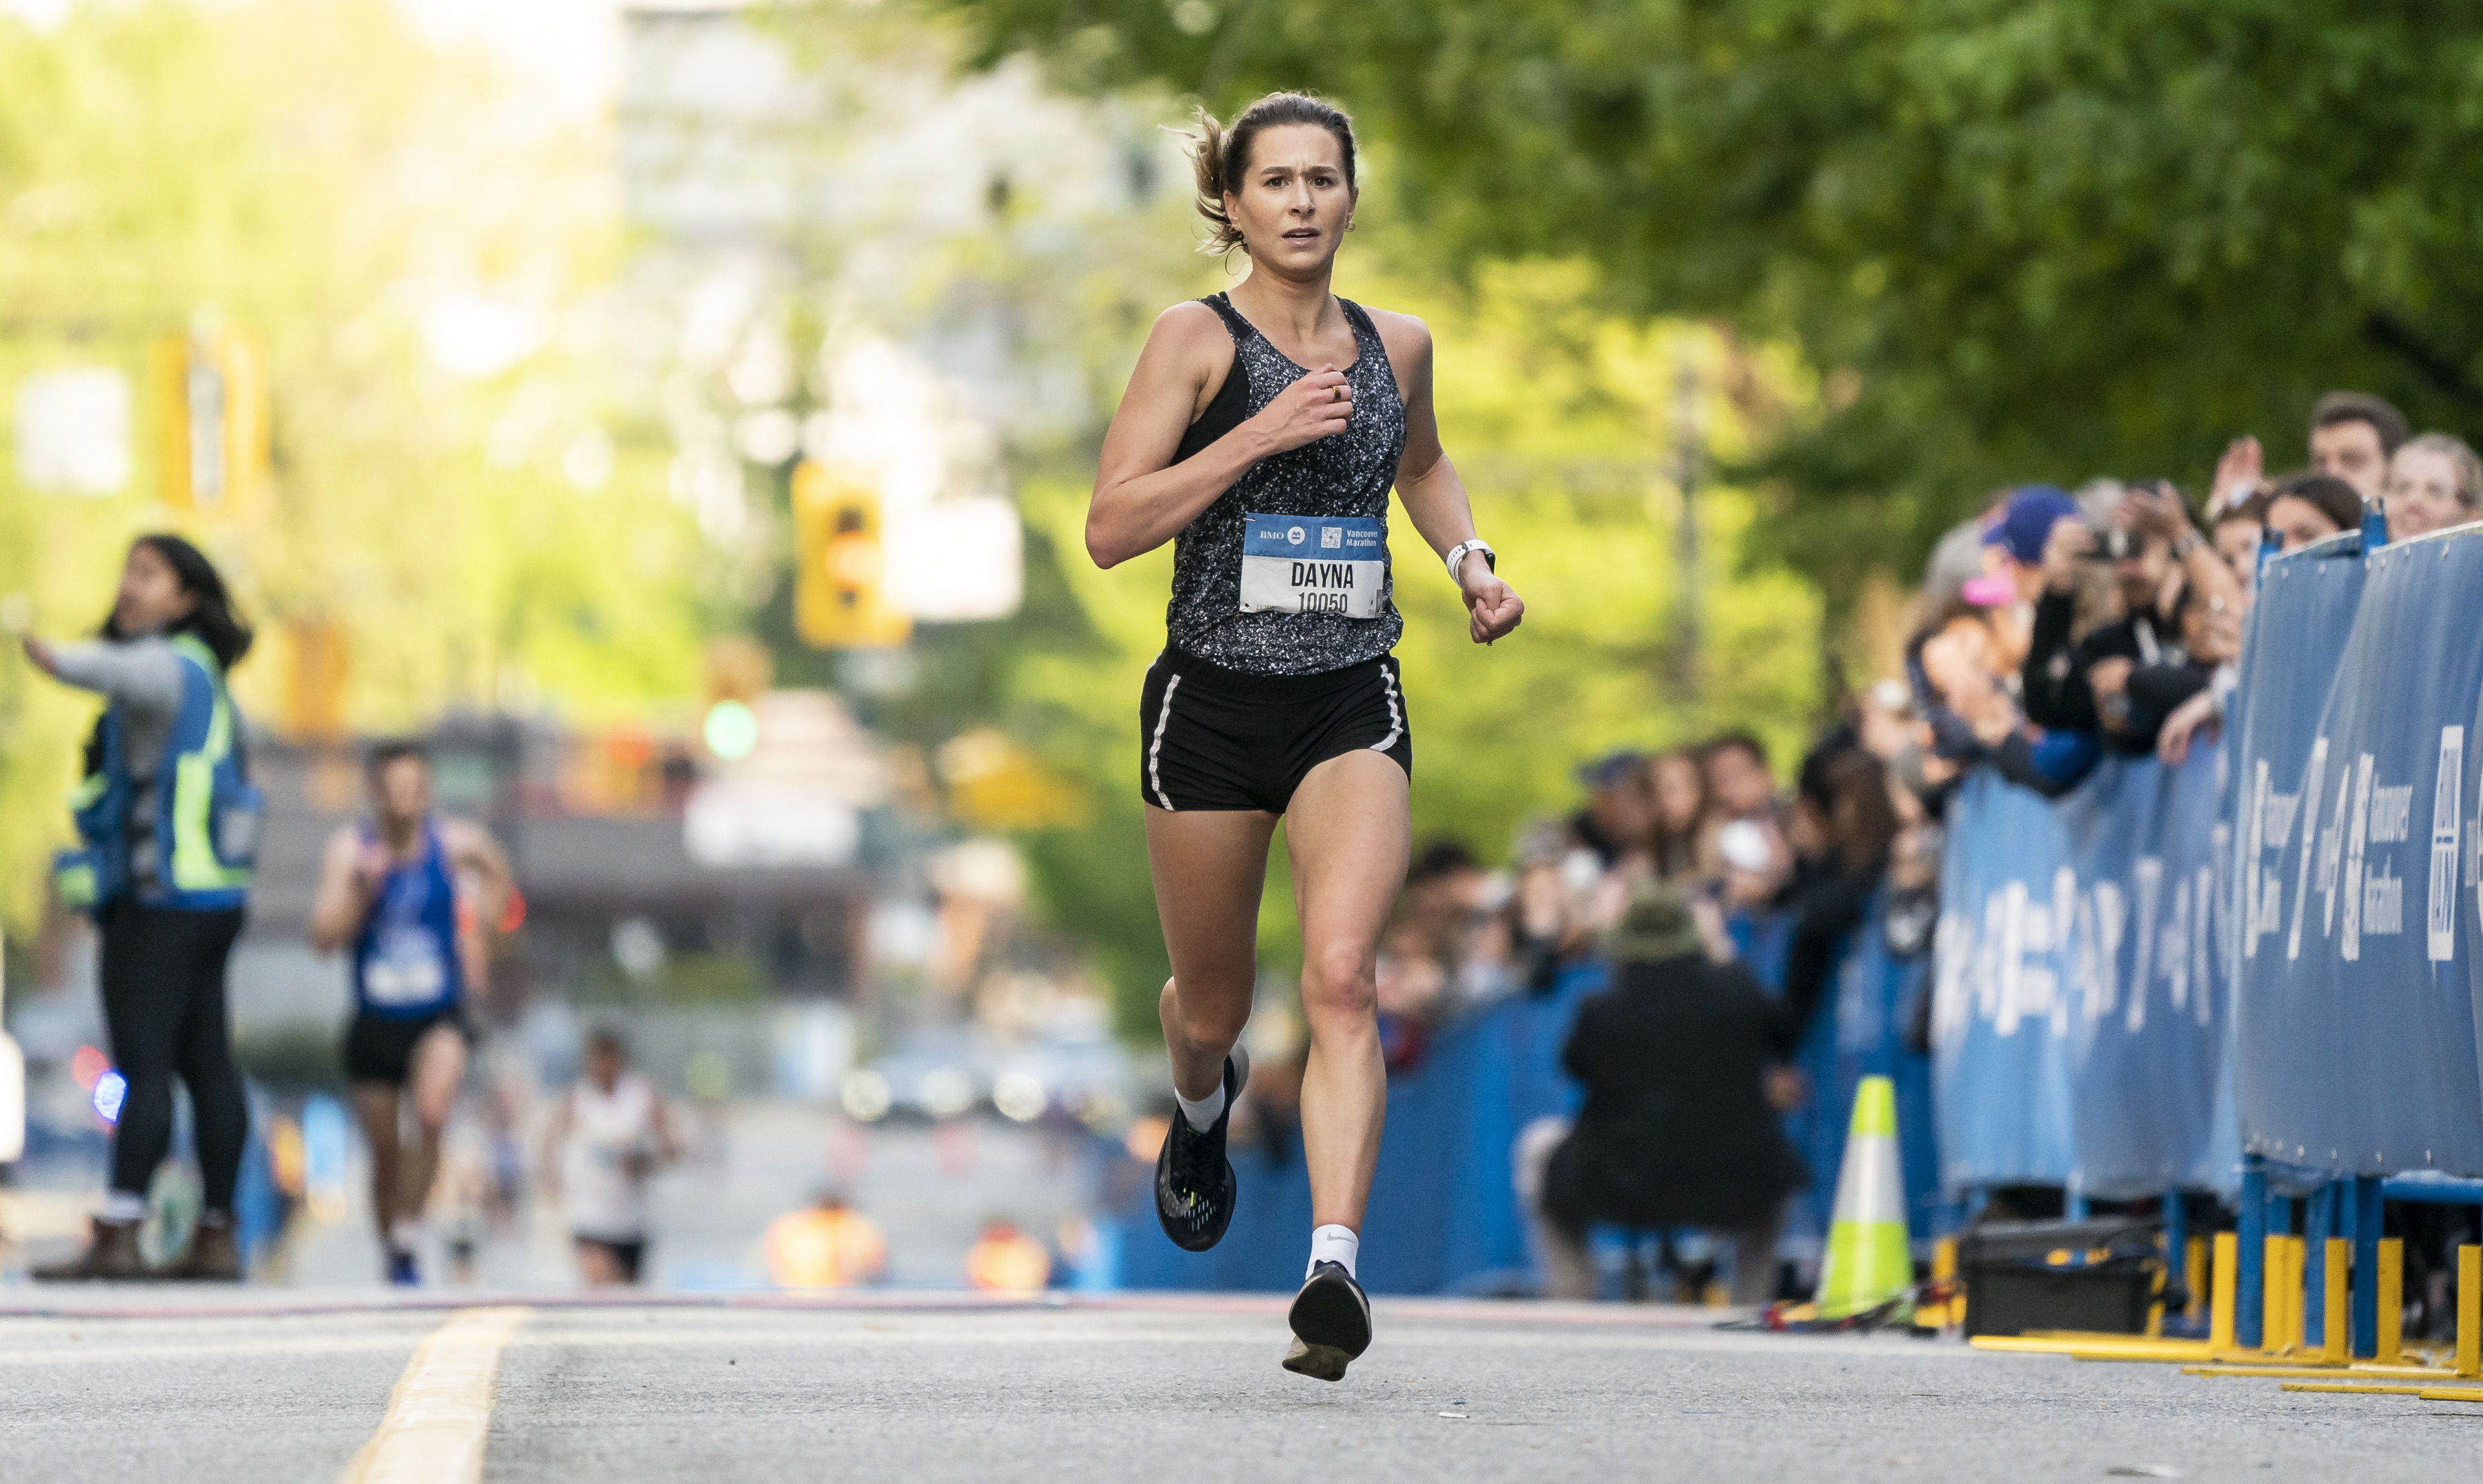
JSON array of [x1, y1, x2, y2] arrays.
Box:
[[1200, 292, 1254, 343]]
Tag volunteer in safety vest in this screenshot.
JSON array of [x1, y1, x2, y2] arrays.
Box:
[[307, 738, 511, 1286], [1087, 93, 1522, 1381], [21, 534, 263, 1282]]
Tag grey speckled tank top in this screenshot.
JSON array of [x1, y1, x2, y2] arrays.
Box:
[[1163, 292, 1406, 676]]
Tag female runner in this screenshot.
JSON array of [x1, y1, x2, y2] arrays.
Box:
[[1088, 92, 1524, 1381]]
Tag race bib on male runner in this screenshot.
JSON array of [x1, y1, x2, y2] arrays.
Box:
[[1238, 514, 1386, 618], [363, 924, 448, 1007]]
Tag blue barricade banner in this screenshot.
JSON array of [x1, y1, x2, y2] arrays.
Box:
[[2233, 527, 2483, 1177], [2061, 748, 2231, 1195], [1933, 770, 2082, 1189], [1935, 745, 2232, 1196]]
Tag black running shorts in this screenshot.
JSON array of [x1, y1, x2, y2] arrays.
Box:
[[1137, 646, 1412, 813], [343, 1007, 472, 1087], [575, 1234, 647, 1283]]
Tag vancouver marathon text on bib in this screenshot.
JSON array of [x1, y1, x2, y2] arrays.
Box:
[[1238, 514, 1386, 619]]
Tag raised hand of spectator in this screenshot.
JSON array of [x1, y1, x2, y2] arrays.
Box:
[[2213, 437, 2264, 512], [2124, 481, 2195, 543]]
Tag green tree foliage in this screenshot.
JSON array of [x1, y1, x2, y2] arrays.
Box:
[[945, 0, 2483, 606]]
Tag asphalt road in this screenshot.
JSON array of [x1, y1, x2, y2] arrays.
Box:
[[2, 1292, 2476, 1482]]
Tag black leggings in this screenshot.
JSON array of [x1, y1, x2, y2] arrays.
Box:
[[99, 904, 249, 1214]]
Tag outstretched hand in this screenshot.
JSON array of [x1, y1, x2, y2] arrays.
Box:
[[1462, 567, 1523, 644]]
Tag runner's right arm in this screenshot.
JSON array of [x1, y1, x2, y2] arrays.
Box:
[[1086, 303, 1352, 568], [307, 827, 381, 954]]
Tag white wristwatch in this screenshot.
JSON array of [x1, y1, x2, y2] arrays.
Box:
[[1445, 539, 1496, 584]]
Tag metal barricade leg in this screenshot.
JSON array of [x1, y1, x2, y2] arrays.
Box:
[[2236, 1156, 2266, 1349], [2351, 1175, 2383, 1358], [2163, 1189, 2188, 1307], [2304, 1183, 2334, 1347]]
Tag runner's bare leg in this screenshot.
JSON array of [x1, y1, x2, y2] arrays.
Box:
[[1283, 750, 1410, 1231], [1146, 808, 1280, 1102]]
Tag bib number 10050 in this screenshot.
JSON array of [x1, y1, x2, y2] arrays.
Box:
[[1238, 514, 1386, 619]]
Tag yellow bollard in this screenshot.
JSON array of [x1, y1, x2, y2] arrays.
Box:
[[2263, 1234, 2288, 1353], [2458, 1245, 2481, 1380], [2209, 1231, 2237, 1354], [2147, 1257, 2165, 1340], [2322, 1239, 2349, 1363], [2186, 1235, 2209, 1321], [2376, 1239, 2403, 1366], [1926, 1236, 1958, 1329]]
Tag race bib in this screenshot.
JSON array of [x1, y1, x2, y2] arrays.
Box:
[[364, 924, 448, 1006], [1239, 514, 1386, 618]]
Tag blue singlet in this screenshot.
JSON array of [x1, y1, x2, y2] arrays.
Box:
[[351, 822, 465, 1019]]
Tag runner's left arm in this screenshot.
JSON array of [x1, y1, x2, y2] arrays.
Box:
[[649, 1093, 686, 1166], [440, 818, 515, 932], [1375, 312, 1524, 644]]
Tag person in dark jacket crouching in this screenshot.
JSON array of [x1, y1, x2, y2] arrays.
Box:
[[1515, 886, 1807, 1304]]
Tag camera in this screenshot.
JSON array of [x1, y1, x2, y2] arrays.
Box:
[[2083, 524, 2138, 562]]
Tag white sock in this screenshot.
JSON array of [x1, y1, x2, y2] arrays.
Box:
[[100, 1190, 146, 1223], [1308, 1225, 1359, 1279], [1175, 1079, 1227, 1133], [389, 1217, 423, 1254]]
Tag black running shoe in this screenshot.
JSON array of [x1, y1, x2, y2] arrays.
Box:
[[1282, 1260, 1373, 1382], [1154, 1047, 1249, 1252]]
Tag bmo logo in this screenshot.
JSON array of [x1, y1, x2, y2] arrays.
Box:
[[1287, 525, 1306, 545]]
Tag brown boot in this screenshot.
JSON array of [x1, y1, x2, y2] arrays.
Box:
[[159, 1218, 243, 1281], [32, 1217, 146, 1282]]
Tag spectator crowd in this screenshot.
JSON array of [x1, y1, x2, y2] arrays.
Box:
[[1234, 388, 2483, 1306]]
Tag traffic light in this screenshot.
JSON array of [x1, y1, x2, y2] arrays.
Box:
[[701, 635, 772, 760], [791, 459, 910, 649], [150, 327, 270, 518]]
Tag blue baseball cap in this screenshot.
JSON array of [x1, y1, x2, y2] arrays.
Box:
[[1575, 750, 1647, 791], [1982, 485, 2079, 566]]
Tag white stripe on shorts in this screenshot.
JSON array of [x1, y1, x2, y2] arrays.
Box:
[[1147, 671, 1184, 810], [1370, 661, 1404, 754]]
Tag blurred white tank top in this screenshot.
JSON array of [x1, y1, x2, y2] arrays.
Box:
[[563, 1072, 655, 1241]]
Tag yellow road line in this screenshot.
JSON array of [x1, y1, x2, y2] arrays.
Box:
[[341, 1307, 529, 1484]]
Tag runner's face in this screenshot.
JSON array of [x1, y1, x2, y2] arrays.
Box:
[[1223, 124, 1354, 274], [372, 756, 432, 827]]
